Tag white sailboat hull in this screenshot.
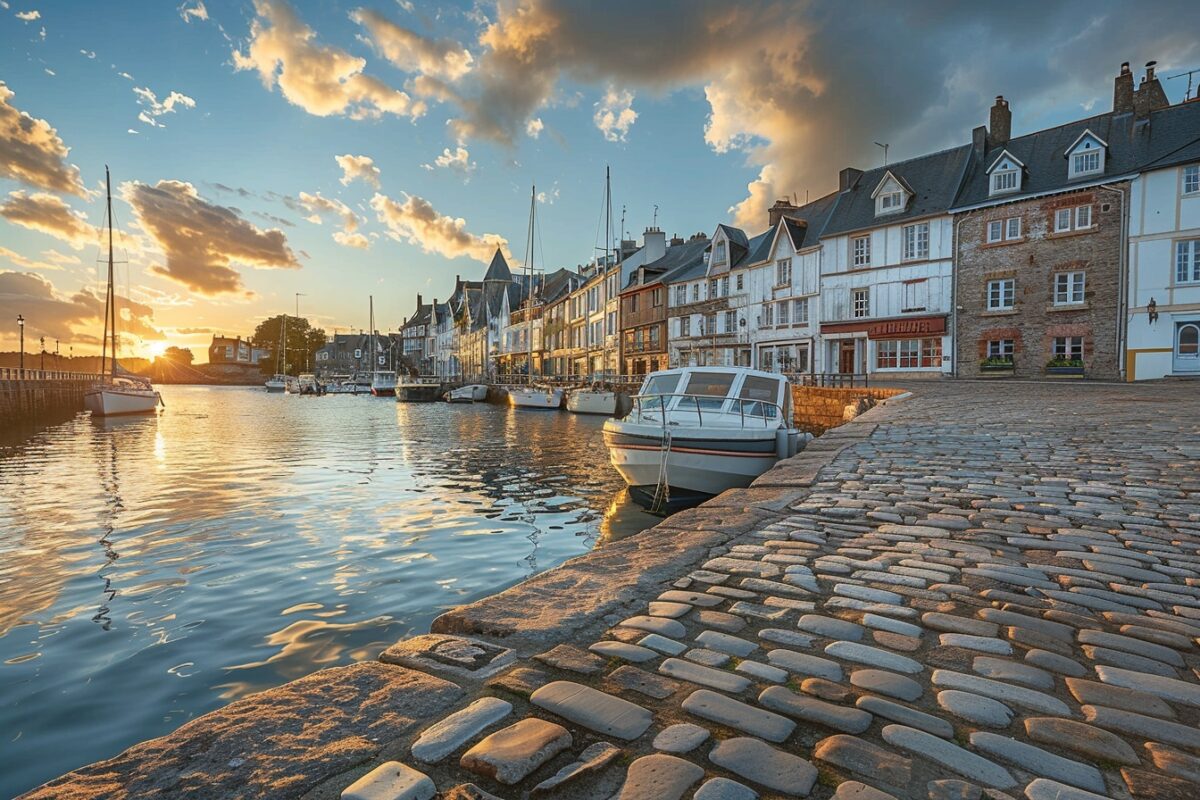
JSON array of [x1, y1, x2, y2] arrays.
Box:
[[264, 377, 287, 392], [85, 387, 160, 417], [566, 389, 617, 415], [509, 387, 563, 409]]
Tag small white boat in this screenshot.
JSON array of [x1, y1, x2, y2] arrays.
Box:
[[509, 385, 563, 409], [566, 385, 617, 415], [86, 374, 161, 417], [323, 375, 356, 394], [603, 366, 808, 513], [448, 384, 488, 403], [296, 373, 323, 395], [371, 370, 397, 397], [264, 374, 288, 392]]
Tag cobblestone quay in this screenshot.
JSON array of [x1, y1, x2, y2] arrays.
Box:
[[25, 381, 1200, 800]]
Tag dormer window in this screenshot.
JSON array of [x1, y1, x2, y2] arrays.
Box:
[[872, 171, 909, 217], [986, 150, 1024, 197], [712, 240, 726, 265], [1066, 130, 1107, 180], [879, 191, 903, 211]]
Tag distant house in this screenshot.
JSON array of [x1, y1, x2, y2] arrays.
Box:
[[209, 335, 255, 364]]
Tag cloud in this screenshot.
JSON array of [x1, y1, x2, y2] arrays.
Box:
[[232, 0, 424, 120], [333, 230, 371, 249], [0, 245, 63, 271], [179, 2, 207, 23], [15, 9, 38, 21], [0, 270, 163, 345], [524, 117, 543, 139], [132, 86, 197, 128], [593, 86, 636, 142], [0, 190, 93, 249], [370, 191, 506, 264], [335, 153, 381, 187], [0, 82, 87, 196], [297, 191, 360, 231], [422, 145, 475, 176], [351, 8, 474, 81], [124, 180, 300, 296]]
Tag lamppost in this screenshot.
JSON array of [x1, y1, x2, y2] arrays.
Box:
[[16, 315, 24, 371], [40, 336, 45, 370], [55, 339, 60, 370]]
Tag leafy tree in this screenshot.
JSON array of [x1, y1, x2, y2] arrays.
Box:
[[162, 346, 194, 365], [252, 314, 328, 375]]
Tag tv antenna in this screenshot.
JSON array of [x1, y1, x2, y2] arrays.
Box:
[[1166, 67, 1200, 101], [874, 142, 889, 166], [652, 204, 658, 228]]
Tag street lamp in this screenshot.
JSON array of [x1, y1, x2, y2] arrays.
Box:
[[16, 315, 24, 371], [40, 336, 45, 370]]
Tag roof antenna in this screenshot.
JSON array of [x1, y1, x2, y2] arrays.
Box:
[[1165, 67, 1200, 101], [874, 142, 889, 166], [620, 204, 626, 240], [652, 204, 658, 228]]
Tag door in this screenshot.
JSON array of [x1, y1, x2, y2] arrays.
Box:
[[1175, 322, 1200, 373], [838, 340, 857, 374]]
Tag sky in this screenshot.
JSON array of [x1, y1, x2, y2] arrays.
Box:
[[1, 0, 1196, 361]]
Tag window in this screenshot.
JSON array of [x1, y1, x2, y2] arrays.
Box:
[[987, 339, 1015, 359], [1177, 240, 1200, 283], [1053, 336, 1084, 360], [1071, 150, 1101, 178], [721, 276, 729, 296], [680, 316, 691, 337], [709, 278, 719, 298], [354, 348, 362, 358], [1185, 165, 1200, 196], [691, 284, 700, 302], [852, 236, 870, 267], [876, 338, 941, 369], [683, 371, 736, 411], [777, 301, 789, 326], [1055, 209, 1072, 232], [776, 259, 792, 286], [713, 240, 727, 264], [1179, 324, 1199, 358], [762, 304, 774, 327], [1006, 217, 1022, 240], [735, 273, 744, 291], [852, 288, 870, 318], [878, 190, 903, 214], [987, 278, 1015, 310], [991, 169, 1019, 194], [1054, 271, 1086, 305], [674, 285, 687, 306], [902, 280, 927, 312], [1075, 205, 1091, 229], [793, 298, 809, 326], [652, 287, 663, 306], [724, 310, 737, 332], [629, 294, 639, 312], [988, 221, 1003, 243], [902, 222, 929, 260]]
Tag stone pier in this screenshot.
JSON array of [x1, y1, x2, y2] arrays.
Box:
[[0, 369, 104, 427], [23, 381, 1200, 800]]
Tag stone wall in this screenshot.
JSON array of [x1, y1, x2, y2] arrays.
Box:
[[954, 184, 1127, 379], [791, 385, 906, 435], [0, 378, 96, 427]]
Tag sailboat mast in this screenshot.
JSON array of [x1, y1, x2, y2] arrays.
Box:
[[370, 295, 376, 377], [105, 166, 116, 380], [525, 185, 536, 379]]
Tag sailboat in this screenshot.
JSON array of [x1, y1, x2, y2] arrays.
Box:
[[368, 296, 397, 396], [510, 184, 563, 410], [264, 312, 287, 391], [84, 167, 162, 417], [567, 166, 619, 416]]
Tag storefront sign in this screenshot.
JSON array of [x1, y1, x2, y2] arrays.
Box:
[[867, 316, 946, 339]]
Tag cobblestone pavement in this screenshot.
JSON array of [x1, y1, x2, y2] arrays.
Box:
[[28, 381, 1200, 800]]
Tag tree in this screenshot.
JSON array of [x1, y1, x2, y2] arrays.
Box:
[[252, 314, 328, 375], [162, 346, 194, 365]]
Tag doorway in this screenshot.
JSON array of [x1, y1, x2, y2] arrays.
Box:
[[1175, 322, 1200, 373], [838, 340, 858, 374]]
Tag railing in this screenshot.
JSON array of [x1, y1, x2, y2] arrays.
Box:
[[0, 368, 106, 381], [630, 392, 788, 429], [784, 372, 871, 388]]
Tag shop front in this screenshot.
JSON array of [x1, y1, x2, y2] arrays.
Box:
[[821, 315, 949, 376]]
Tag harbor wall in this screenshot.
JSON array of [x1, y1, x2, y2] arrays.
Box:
[[791, 384, 907, 435], [0, 374, 99, 428]]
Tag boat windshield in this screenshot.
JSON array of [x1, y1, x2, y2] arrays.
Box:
[[683, 371, 737, 412], [639, 373, 680, 412], [736, 374, 783, 419]]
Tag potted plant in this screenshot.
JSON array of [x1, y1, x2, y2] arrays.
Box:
[[1045, 356, 1084, 376], [979, 356, 1015, 375]]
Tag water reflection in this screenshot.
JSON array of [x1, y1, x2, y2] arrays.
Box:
[[0, 387, 656, 797]]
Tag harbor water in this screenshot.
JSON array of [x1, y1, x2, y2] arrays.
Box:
[[0, 386, 658, 797]]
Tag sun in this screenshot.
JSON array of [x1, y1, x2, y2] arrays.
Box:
[[146, 341, 169, 358]]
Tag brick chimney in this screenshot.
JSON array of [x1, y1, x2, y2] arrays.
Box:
[[1113, 62, 1134, 113], [670, 233, 684, 246], [839, 167, 863, 192], [1134, 60, 1170, 119], [768, 198, 801, 227], [416, 292, 423, 308], [988, 96, 1011, 148], [972, 126, 987, 159]]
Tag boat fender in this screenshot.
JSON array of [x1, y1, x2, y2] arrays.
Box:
[[776, 428, 792, 460]]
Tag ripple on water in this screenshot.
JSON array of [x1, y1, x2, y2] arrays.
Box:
[[0, 387, 657, 797]]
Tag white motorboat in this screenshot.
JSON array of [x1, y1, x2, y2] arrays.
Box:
[[509, 385, 563, 409], [448, 384, 487, 403], [603, 366, 808, 513], [86, 167, 161, 418], [371, 370, 397, 397], [264, 374, 288, 392], [296, 373, 323, 395], [566, 385, 617, 415]]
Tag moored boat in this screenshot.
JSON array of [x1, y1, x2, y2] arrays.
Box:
[[371, 370, 397, 397], [566, 385, 617, 415], [264, 374, 287, 392], [396, 379, 443, 402], [509, 385, 563, 409], [603, 366, 808, 513], [447, 384, 487, 403], [296, 373, 323, 395]]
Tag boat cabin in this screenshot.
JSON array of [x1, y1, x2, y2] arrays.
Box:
[[631, 366, 791, 428]]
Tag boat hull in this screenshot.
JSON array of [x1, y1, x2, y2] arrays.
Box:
[[264, 382, 286, 393], [396, 384, 443, 402], [447, 384, 486, 403], [370, 387, 396, 397], [566, 390, 617, 415], [509, 387, 563, 409], [85, 388, 160, 417]]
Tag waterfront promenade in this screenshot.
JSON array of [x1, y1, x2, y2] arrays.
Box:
[[27, 381, 1200, 800]]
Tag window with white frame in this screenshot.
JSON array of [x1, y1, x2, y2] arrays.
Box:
[[713, 240, 727, 264], [1006, 216, 1022, 239], [1177, 239, 1200, 284], [724, 310, 737, 332], [709, 278, 719, 298], [852, 288, 870, 318], [735, 273, 744, 291], [1070, 149, 1102, 178], [987, 221, 1003, 243], [1054, 205, 1092, 233], [1054, 271, 1086, 305], [852, 236, 870, 267], [1053, 336, 1083, 360], [762, 304, 774, 327], [877, 190, 904, 215], [987, 339, 1015, 359], [775, 259, 792, 286], [1185, 165, 1200, 196], [1055, 208, 1072, 232], [777, 300, 789, 326], [721, 276, 729, 296], [902, 222, 929, 260], [674, 285, 687, 306], [1075, 205, 1092, 229], [902, 280, 927, 312], [987, 278, 1015, 310], [691, 283, 700, 302], [680, 316, 691, 337], [793, 298, 809, 326], [991, 169, 1019, 194]]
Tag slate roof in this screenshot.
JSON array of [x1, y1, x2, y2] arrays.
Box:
[[781, 191, 839, 250], [626, 238, 711, 289], [822, 144, 973, 237], [482, 248, 513, 282], [539, 267, 584, 305]]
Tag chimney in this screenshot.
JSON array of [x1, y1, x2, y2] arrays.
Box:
[[988, 96, 1011, 148], [670, 233, 684, 246], [971, 126, 987, 159], [1113, 62, 1134, 113], [642, 227, 667, 262], [1134, 60, 1170, 119], [839, 167, 863, 192], [417, 292, 423, 308], [768, 198, 801, 227], [688, 232, 708, 242]]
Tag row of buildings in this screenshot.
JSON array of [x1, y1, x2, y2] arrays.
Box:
[[399, 62, 1199, 382]]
